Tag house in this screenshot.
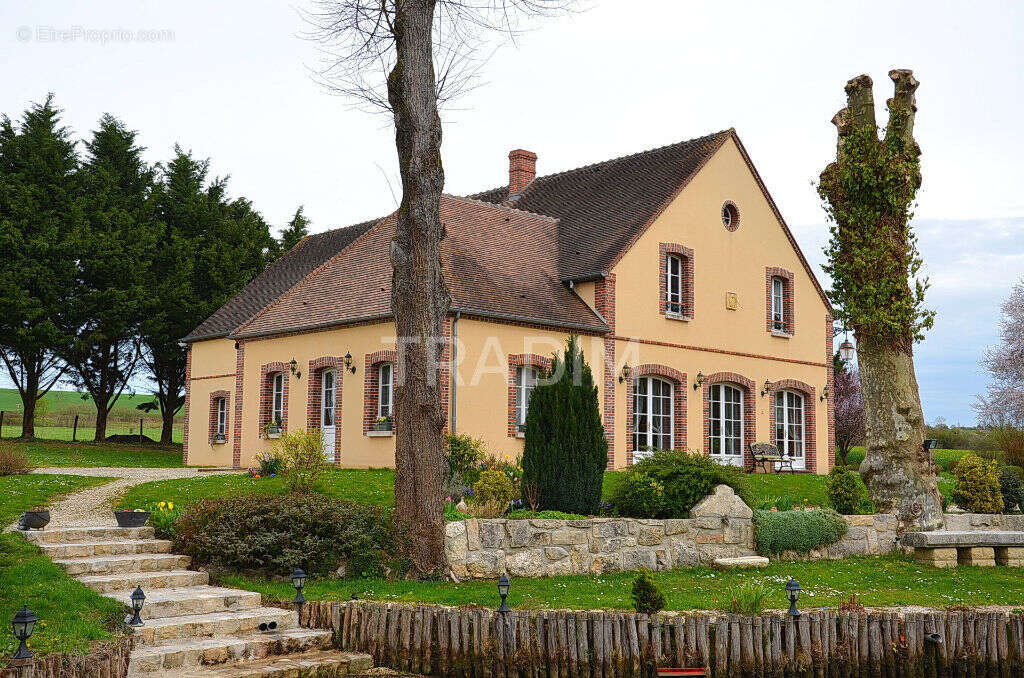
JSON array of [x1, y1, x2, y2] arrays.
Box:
[[182, 129, 835, 473]]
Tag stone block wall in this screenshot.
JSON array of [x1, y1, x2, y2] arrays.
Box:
[[445, 485, 756, 579]]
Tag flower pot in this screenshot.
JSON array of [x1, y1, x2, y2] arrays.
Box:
[[213, 434, 227, 444], [113, 511, 150, 528], [19, 510, 50, 530]]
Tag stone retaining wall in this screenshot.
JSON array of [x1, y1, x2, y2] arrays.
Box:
[[445, 485, 756, 578], [444, 482, 1024, 576]]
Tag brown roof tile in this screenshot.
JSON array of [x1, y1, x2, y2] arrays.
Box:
[[231, 196, 608, 339]]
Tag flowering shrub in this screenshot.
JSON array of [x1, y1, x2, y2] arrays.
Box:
[[951, 453, 1004, 514], [149, 501, 180, 539]]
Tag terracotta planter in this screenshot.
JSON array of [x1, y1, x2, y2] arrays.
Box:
[[113, 511, 150, 528], [20, 510, 50, 530]]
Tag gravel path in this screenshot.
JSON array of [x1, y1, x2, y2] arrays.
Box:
[[27, 467, 236, 527]]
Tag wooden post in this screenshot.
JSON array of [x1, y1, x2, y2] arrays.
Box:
[[72, 414, 78, 441], [139, 417, 144, 444], [0, 410, 4, 438]]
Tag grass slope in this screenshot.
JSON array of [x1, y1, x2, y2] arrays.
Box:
[[221, 554, 1024, 612], [0, 474, 126, 658], [12, 439, 185, 469], [0, 388, 166, 418]]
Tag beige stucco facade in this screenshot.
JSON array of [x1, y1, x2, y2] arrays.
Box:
[[184, 137, 832, 473]]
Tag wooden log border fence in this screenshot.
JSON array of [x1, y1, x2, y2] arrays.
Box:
[[298, 600, 1024, 677]]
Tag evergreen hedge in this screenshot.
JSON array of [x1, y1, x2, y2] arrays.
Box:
[[521, 336, 607, 515]]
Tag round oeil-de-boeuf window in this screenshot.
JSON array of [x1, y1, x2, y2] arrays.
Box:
[[722, 201, 740, 231]]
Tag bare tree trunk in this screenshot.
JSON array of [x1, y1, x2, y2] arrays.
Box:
[[160, 410, 174, 445], [94, 402, 109, 441], [857, 336, 943, 530], [20, 371, 38, 439], [387, 0, 451, 577]]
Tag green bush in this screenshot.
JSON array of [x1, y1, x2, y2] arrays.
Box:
[[727, 581, 773, 614], [446, 433, 486, 485], [521, 337, 607, 515], [473, 469, 516, 507], [506, 509, 587, 520], [951, 453, 1003, 514], [753, 509, 848, 555], [254, 450, 285, 476], [631, 572, 666, 615], [275, 429, 330, 493], [610, 449, 749, 518], [825, 466, 866, 514], [999, 468, 1023, 513], [174, 493, 397, 577], [609, 472, 666, 518], [0, 442, 32, 476]]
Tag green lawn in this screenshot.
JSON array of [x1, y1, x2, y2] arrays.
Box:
[[0, 474, 127, 658], [221, 554, 1024, 612], [9, 439, 185, 468]]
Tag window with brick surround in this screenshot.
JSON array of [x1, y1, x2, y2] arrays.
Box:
[[774, 390, 805, 464], [516, 366, 539, 428], [507, 354, 552, 436], [633, 376, 673, 456], [709, 383, 744, 465], [378, 363, 394, 419], [271, 373, 284, 424], [659, 243, 694, 319], [259, 362, 289, 437], [765, 267, 795, 335], [208, 389, 230, 444]]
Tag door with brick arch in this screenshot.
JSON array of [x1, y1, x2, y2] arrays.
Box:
[[709, 383, 744, 467], [321, 369, 337, 461]]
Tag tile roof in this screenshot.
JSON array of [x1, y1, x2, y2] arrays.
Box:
[[470, 130, 732, 280], [188, 128, 829, 342], [231, 196, 609, 339], [184, 219, 376, 341]]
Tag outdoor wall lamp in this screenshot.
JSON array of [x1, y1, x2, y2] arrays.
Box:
[[785, 578, 802, 618], [128, 586, 146, 627], [291, 568, 307, 608], [289, 359, 302, 380], [693, 371, 706, 391], [820, 385, 830, 402], [761, 379, 774, 398], [344, 352, 356, 374], [497, 574, 511, 613], [618, 364, 631, 384], [11, 605, 38, 660]]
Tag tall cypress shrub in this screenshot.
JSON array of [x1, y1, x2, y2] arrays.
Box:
[[521, 336, 607, 514]]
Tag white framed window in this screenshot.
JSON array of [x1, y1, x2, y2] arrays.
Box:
[[271, 373, 284, 424], [517, 366, 539, 426], [774, 390, 805, 462], [378, 363, 394, 419], [216, 397, 227, 436], [709, 383, 743, 465], [772, 276, 785, 331], [633, 376, 673, 456], [321, 369, 336, 427], [666, 254, 684, 316]]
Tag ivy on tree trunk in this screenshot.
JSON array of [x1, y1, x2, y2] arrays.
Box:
[[819, 70, 941, 530]]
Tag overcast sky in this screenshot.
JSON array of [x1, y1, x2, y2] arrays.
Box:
[[2, 0, 1021, 424]]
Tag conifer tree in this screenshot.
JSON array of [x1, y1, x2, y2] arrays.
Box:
[[0, 96, 81, 437], [521, 336, 607, 514], [279, 206, 310, 252]]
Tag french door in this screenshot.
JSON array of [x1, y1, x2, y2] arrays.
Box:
[[321, 369, 337, 461], [709, 383, 744, 466], [633, 376, 673, 459], [774, 390, 806, 470]]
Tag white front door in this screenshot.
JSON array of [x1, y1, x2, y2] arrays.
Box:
[[774, 390, 806, 470], [709, 383, 744, 467], [321, 369, 336, 461]]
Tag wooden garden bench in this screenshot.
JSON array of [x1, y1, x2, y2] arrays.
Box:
[[748, 442, 794, 474]]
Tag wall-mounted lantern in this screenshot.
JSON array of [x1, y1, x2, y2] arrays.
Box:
[[692, 371, 706, 391]]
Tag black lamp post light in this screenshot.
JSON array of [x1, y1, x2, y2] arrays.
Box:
[[128, 586, 146, 627], [291, 568, 307, 607], [785, 578, 802, 618], [11, 605, 38, 660], [497, 574, 511, 613]]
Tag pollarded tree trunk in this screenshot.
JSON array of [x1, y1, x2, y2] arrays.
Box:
[[386, 0, 452, 576], [857, 335, 942, 529], [819, 70, 942, 531]]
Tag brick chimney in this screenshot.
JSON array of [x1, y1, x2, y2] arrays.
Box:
[[508, 149, 537, 199]]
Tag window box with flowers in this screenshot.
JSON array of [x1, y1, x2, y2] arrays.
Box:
[[213, 433, 227, 444], [368, 415, 393, 436], [264, 417, 283, 439]]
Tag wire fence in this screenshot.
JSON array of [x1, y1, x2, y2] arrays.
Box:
[[0, 410, 183, 443]]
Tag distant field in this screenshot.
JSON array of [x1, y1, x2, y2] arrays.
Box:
[[0, 387, 182, 442]]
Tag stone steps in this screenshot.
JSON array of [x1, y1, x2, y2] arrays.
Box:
[[54, 552, 191, 576], [104, 586, 262, 620], [132, 607, 299, 645], [161, 650, 374, 678], [79, 569, 210, 593], [21, 526, 155, 543], [39, 539, 173, 559], [127, 628, 335, 675]]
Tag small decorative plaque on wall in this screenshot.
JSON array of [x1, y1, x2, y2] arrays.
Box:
[[726, 292, 738, 310]]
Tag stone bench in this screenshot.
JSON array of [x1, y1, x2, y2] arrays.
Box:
[[902, 530, 1024, 567]]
